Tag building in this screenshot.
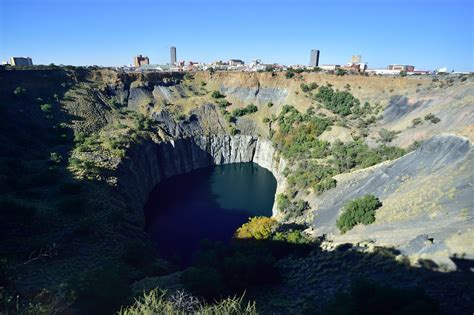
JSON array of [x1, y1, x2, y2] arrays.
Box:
[[229, 59, 244, 66], [133, 55, 149, 68], [320, 64, 340, 71], [351, 55, 361, 63], [310, 49, 320, 67], [388, 64, 415, 72], [170, 47, 177, 66], [9, 57, 33, 66]]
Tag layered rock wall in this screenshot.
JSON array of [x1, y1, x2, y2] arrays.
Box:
[[116, 135, 286, 226]]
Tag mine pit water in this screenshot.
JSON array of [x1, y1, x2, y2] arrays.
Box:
[[145, 162, 277, 263]]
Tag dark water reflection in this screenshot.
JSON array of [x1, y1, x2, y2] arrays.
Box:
[[145, 163, 277, 262]]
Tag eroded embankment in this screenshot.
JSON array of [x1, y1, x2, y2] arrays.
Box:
[[115, 135, 287, 226], [310, 134, 473, 266]]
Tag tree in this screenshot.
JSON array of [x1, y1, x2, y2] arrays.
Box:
[[336, 195, 382, 234], [235, 216, 278, 240], [400, 70, 407, 77]]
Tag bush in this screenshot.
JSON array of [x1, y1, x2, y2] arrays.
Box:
[[412, 118, 423, 127], [235, 217, 277, 240], [40, 104, 52, 113], [0, 197, 36, 221], [58, 182, 82, 195], [13, 86, 26, 96], [57, 196, 84, 215], [336, 195, 382, 234], [424, 113, 441, 124], [267, 101, 274, 107], [182, 267, 225, 300], [323, 279, 438, 315], [74, 265, 131, 314], [231, 104, 258, 117], [211, 90, 225, 99], [121, 240, 157, 269], [378, 128, 397, 143], [314, 86, 360, 116], [229, 126, 240, 135]]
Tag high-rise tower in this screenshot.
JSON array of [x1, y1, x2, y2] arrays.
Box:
[[310, 49, 320, 67], [170, 46, 177, 66]]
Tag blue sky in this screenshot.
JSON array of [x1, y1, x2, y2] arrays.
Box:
[[1, 0, 473, 70]]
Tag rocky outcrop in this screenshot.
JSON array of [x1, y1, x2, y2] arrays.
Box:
[[116, 135, 287, 227]]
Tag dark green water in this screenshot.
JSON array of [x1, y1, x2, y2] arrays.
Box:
[[145, 163, 277, 262]]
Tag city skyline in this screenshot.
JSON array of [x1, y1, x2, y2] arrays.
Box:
[[1, 0, 473, 71]]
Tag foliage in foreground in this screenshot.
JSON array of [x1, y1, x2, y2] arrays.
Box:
[[322, 279, 439, 315], [336, 195, 382, 234], [118, 289, 257, 315]]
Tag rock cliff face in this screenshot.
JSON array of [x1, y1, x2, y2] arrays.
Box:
[[116, 135, 287, 226]]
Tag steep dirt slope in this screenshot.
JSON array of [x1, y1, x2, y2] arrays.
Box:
[[310, 134, 473, 267]]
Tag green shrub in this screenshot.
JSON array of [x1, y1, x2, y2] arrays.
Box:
[[336, 195, 382, 234], [57, 196, 84, 215], [211, 90, 225, 99], [412, 118, 423, 127], [74, 264, 131, 314], [323, 279, 438, 315], [13, 86, 26, 96], [229, 126, 240, 135], [0, 197, 36, 221], [378, 128, 397, 143], [231, 104, 258, 117], [40, 104, 52, 113], [314, 86, 360, 116], [424, 113, 441, 124], [183, 267, 225, 300], [267, 101, 274, 107], [58, 182, 82, 195]]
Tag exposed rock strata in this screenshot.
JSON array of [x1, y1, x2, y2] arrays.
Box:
[[116, 135, 286, 226]]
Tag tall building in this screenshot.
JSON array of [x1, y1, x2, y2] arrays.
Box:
[[170, 46, 177, 66], [9, 57, 33, 66], [133, 55, 149, 68], [309, 49, 320, 67], [351, 55, 362, 63]]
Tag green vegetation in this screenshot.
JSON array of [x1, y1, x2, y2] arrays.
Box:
[[231, 104, 258, 117], [424, 113, 441, 124], [300, 82, 318, 93], [267, 101, 274, 107], [412, 117, 423, 127], [285, 71, 295, 79], [400, 70, 407, 77], [119, 289, 257, 315], [336, 195, 382, 234], [378, 128, 397, 143], [211, 90, 225, 99], [40, 103, 52, 113], [323, 279, 438, 315], [336, 68, 347, 76], [13, 86, 26, 96], [235, 217, 278, 240], [314, 85, 360, 116], [277, 194, 310, 219]]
